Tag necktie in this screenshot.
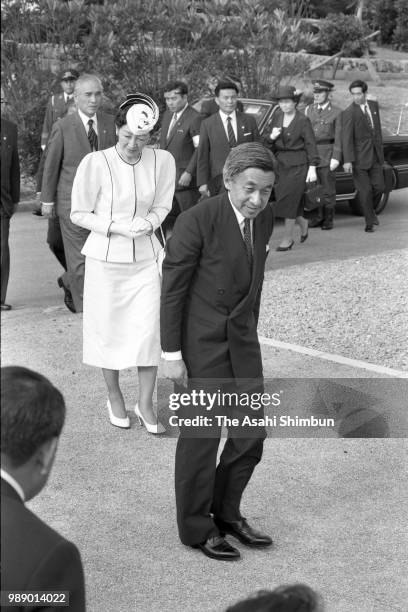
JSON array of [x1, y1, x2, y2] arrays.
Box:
[[87, 119, 98, 151], [167, 113, 177, 141], [227, 116, 237, 148], [243, 218, 253, 268], [364, 105, 374, 130]]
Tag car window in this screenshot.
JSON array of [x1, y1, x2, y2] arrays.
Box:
[[241, 102, 270, 126]]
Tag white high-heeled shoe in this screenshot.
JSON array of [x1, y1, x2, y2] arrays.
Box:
[[107, 399, 130, 429], [134, 403, 165, 434]]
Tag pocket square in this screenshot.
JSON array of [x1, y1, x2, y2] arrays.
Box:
[[243, 132, 252, 136], [266, 245, 270, 252]]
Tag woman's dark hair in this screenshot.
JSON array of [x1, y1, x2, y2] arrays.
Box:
[[114, 107, 130, 129], [1, 366, 65, 466]]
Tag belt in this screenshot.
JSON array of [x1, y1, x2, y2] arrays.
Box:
[[316, 139, 334, 144]]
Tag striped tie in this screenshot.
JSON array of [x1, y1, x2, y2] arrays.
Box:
[[227, 116, 237, 148], [364, 105, 374, 130], [87, 119, 98, 151], [243, 218, 253, 268]]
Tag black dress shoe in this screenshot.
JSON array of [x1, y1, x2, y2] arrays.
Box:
[[57, 277, 76, 313], [193, 536, 240, 561], [1, 303, 12, 311], [365, 225, 374, 233], [373, 216, 379, 226], [215, 518, 273, 548], [300, 231, 308, 243]]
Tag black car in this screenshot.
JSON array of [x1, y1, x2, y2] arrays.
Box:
[[241, 98, 408, 215]]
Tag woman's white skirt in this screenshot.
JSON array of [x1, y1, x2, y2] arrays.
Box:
[[83, 257, 161, 369]]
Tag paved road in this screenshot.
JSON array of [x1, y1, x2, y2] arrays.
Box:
[[2, 190, 408, 612]]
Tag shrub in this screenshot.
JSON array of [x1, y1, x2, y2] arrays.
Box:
[[312, 13, 369, 57]]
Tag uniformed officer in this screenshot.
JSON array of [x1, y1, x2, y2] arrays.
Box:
[[40, 68, 79, 149], [304, 80, 342, 230]]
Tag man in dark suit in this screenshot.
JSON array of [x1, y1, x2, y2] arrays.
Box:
[[199, 76, 244, 119], [342, 79, 384, 232], [1, 366, 86, 611], [159, 81, 201, 235], [161, 142, 276, 561], [197, 81, 260, 197], [41, 74, 116, 312], [1, 117, 20, 311]]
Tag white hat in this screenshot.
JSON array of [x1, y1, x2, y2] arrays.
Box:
[[119, 93, 159, 135]]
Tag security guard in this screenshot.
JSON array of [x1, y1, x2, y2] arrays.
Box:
[[40, 68, 79, 148], [304, 80, 342, 229]]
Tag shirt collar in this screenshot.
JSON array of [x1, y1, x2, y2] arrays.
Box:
[[228, 192, 247, 227], [318, 101, 329, 110], [175, 104, 188, 119], [219, 109, 237, 122], [78, 108, 97, 129], [1, 468, 25, 502]]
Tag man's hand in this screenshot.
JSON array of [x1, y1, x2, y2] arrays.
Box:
[[163, 359, 188, 387], [178, 171, 192, 187], [329, 158, 340, 172], [41, 203, 55, 218], [199, 184, 210, 198], [343, 162, 353, 174]]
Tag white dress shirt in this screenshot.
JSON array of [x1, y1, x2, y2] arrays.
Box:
[[219, 109, 237, 141], [1, 468, 25, 502], [78, 109, 98, 134], [360, 103, 374, 127]]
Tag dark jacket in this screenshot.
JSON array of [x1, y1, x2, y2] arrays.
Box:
[[304, 102, 342, 167], [41, 92, 75, 147], [341, 100, 384, 169], [160, 192, 273, 380], [1, 118, 20, 218], [1, 478, 86, 612], [264, 109, 320, 168], [197, 111, 260, 186]]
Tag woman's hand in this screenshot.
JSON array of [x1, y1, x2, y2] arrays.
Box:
[[110, 222, 136, 239], [130, 217, 152, 236], [270, 127, 282, 140], [306, 166, 317, 183]]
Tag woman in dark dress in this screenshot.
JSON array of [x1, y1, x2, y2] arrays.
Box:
[[266, 86, 319, 251]]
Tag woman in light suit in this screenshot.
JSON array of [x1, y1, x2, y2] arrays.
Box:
[[71, 94, 175, 432]]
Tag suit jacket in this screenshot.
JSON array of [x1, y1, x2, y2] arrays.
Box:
[[40, 111, 116, 213], [1, 118, 20, 218], [160, 192, 273, 380], [342, 100, 384, 169], [197, 111, 260, 186], [159, 105, 201, 189], [41, 92, 75, 147], [304, 102, 342, 167], [1, 478, 86, 612]]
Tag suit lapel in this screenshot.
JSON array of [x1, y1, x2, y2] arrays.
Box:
[[72, 112, 91, 153], [236, 112, 246, 144], [97, 113, 112, 150], [214, 193, 251, 291], [214, 112, 229, 147]]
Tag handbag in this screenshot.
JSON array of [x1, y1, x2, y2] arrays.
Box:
[[156, 225, 166, 278], [303, 181, 326, 212]]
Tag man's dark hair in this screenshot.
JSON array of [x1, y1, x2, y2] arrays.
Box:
[[215, 81, 239, 96], [1, 367, 65, 467], [223, 142, 277, 183], [163, 81, 188, 96], [225, 584, 322, 612], [349, 79, 368, 93]]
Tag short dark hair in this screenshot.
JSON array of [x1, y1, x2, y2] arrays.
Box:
[[349, 79, 368, 93], [163, 81, 188, 96], [114, 107, 129, 129], [226, 584, 322, 611], [1, 367, 65, 467], [215, 80, 239, 97], [223, 142, 277, 183]]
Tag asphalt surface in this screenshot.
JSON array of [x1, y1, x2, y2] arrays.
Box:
[[2, 190, 408, 612]]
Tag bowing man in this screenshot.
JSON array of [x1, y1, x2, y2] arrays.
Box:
[[160, 142, 276, 561]]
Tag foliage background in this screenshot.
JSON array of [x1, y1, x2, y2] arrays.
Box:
[[1, 0, 407, 174]]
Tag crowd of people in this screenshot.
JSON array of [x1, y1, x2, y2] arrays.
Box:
[[0, 67, 386, 610]]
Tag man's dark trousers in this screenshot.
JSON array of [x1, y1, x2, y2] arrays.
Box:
[[353, 161, 384, 225], [174, 380, 266, 546]]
